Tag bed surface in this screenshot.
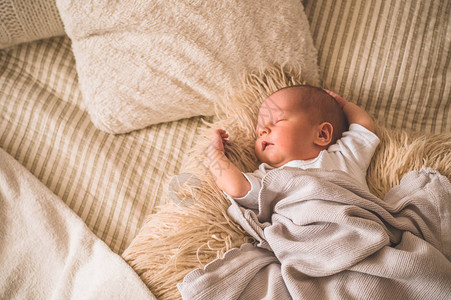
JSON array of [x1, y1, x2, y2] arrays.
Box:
[[0, 36, 208, 254], [305, 0, 450, 133], [1, 0, 450, 299]]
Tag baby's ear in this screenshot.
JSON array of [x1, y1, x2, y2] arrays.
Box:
[[314, 122, 333, 147]]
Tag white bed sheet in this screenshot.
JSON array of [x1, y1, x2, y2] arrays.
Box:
[[0, 147, 155, 299]]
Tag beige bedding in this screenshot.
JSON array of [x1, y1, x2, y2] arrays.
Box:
[[0, 147, 155, 299], [305, 0, 450, 134], [0, 36, 207, 254], [0, 0, 450, 299]]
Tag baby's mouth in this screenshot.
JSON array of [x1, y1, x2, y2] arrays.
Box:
[[262, 141, 274, 151]]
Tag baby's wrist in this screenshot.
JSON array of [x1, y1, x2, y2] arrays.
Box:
[[206, 148, 226, 167], [340, 100, 349, 109]]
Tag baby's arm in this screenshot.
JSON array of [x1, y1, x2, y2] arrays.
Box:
[[207, 129, 251, 198], [326, 90, 375, 132]]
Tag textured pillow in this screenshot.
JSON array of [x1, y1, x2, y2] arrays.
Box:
[[0, 0, 65, 49], [56, 0, 320, 134]]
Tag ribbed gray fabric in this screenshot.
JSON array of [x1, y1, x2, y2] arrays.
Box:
[[178, 168, 451, 299]]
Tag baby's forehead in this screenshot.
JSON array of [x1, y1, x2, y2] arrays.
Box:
[[260, 87, 312, 112], [256, 94, 301, 126], [257, 99, 285, 120]]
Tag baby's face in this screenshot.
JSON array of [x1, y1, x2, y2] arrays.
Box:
[[255, 89, 320, 167]]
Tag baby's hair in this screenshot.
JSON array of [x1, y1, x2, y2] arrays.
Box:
[[277, 85, 348, 145]]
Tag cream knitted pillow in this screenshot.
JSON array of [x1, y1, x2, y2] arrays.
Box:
[[56, 0, 320, 134], [0, 0, 64, 49]]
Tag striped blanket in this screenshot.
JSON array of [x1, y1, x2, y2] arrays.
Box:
[[305, 0, 450, 133], [0, 37, 206, 254]]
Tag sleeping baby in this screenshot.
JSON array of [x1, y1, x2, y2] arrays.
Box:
[[207, 84, 380, 208], [179, 85, 451, 299]]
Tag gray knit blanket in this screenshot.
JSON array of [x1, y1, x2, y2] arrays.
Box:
[[178, 167, 451, 299]]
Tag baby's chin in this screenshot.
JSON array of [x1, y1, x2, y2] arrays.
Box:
[[267, 161, 286, 168], [257, 155, 287, 168], [255, 147, 289, 168]]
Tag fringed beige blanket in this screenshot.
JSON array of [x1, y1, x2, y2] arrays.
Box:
[[123, 64, 451, 299], [178, 167, 451, 299]]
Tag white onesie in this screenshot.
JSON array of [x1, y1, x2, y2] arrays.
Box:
[[232, 123, 380, 209]]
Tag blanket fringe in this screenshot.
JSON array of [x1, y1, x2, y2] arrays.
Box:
[[368, 126, 451, 198]]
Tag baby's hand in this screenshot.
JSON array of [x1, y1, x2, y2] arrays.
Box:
[[325, 89, 375, 132], [209, 128, 230, 154], [324, 89, 348, 108]]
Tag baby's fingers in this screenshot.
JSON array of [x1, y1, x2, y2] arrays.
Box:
[[220, 131, 231, 145], [209, 128, 225, 139], [324, 89, 348, 108]]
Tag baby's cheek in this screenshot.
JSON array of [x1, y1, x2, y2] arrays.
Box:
[[254, 141, 260, 152], [281, 140, 299, 156], [276, 137, 291, 150], [254, 143, 263, 158]]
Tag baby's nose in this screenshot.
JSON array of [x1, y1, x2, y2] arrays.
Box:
[[258, 127, 270, 136]]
